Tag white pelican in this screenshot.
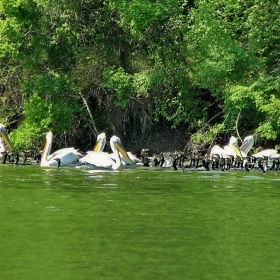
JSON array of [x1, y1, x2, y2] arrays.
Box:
[[89, 132, 141, 168], [79, 135, 132, 170], [210, 136, 246, 170], [211, 135, 254, 158], [0, 123, 13, 163], [93, 132, 106, 152], [210, 136, 242, 158], [40, 131, 83, 167]]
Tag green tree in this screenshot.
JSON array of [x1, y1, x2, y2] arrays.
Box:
[[1, 0, 280, 153], [184, 0, 280, 142], [0, 0, 121, 149]]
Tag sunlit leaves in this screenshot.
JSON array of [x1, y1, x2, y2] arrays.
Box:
[[22, 71, 81, 133], [191, 123, 225, 145], [186, 0, 255, 92], [257, 94, 280, 140], [109, 0, 182, 34], [102, 66, 134, 107], [183, 0, 280, 139]]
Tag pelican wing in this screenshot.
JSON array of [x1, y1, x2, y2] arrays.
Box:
[[79, 151, 115, 169], [252, 149, 278, 158], [210, 145, 235, 157], [48, 148, 82, 161]]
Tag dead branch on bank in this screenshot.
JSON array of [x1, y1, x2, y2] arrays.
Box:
[[235, 110, 242, 144]]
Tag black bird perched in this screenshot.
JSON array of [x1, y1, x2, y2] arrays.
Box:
[[2, 152, 19, 164], [55, 158, 61, 168], [1, 152, 7, 164]]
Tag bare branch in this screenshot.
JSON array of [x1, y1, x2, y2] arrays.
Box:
[[235, 110, 242, 143]]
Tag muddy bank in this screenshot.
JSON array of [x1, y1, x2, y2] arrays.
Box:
[[122, 128, 188, 155]]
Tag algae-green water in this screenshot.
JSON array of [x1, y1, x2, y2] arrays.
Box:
[[0, 165, 280, 280]]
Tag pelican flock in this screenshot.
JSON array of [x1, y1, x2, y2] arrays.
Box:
[[78, 134, 135, 171], [208, 135, 255, 171], [1, 125, 280, 173], [88, 132, 142, 168]]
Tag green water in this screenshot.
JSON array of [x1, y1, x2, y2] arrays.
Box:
[[0, 165, 280, 280]]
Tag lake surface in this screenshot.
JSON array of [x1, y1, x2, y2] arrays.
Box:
[[0, 164, 280, 280]]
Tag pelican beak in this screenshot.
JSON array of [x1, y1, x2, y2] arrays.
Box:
[[232, 143, 243, 160], [240, 141, 249, 152], [93, 141, 101, 152], [0, 131, 13, 153], [42, 131, 52, 159], [41, 144, 47, 159], [115, 143, 134, 165]]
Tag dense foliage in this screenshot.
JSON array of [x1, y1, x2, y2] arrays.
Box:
[[0, 0, 280, 152]]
